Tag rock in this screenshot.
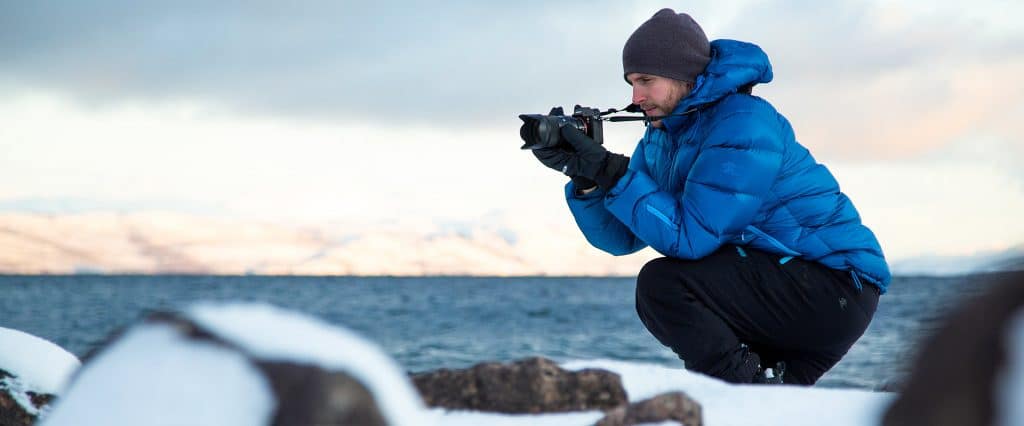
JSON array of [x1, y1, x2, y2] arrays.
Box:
[[0, 327, 80, 394], [411, 357, 628, 413], [43, 303, 425, 426], [594, 391, 702, 426], [1, 369, 57, 426], [257, 361, 386, 426], [0, 325, 77, 426], [883, 271, 1024, 426]]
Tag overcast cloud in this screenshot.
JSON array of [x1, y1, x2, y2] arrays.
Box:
[[1, 1, 645, 127], [2, 0, 1021, 159]]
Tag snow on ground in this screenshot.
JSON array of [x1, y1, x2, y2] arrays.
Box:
[[0, 326, 80, 394], [436, 359, 895, 426], [431, 409, 606, 425]]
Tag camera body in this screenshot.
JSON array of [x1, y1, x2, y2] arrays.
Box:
[[518, 105, 604, 150]]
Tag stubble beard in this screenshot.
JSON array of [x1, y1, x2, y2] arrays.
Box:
[[648, 83, 691, 128]]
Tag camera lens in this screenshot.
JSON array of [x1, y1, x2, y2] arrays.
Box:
[[518, 114, 565, 149], [519, 117, 539, 145]]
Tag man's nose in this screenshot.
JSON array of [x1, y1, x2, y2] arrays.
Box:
[[632, 87, 645, 105]]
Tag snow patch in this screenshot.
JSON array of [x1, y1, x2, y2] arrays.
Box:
[[565, 359, 892, 426], [433, 408, 605, 426]]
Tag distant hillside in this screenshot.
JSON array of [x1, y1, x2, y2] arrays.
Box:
[[2, 212, 1020, 277], [890, 245, 1024, 276], [0, 212, 655, 276], [986, 255, 1024, 272]]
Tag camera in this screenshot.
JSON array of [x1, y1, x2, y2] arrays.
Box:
[[518, 105, 604, 150]]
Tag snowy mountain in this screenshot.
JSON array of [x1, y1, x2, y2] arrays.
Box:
[[0, 213, 655, 276], [2, 212, 1020, 276], [888, 245, 1024, 276]]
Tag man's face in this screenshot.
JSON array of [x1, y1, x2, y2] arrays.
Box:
[[626, 73, 692, 128]]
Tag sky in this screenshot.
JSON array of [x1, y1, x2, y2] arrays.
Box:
[[1, 0, 1023, 262]]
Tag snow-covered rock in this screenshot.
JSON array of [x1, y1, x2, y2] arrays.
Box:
[[0, 327, 80, 395], [42, 303, 426, 426], [0, 327, 80, 424], [1, 370, 54, 426]]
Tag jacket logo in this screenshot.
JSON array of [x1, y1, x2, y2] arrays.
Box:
[[721, 161, 739, 176]]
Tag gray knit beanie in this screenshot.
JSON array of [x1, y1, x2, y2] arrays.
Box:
[[622, 8, 711, 84]]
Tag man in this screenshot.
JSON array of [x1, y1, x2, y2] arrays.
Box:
[[528, 8, 890, 385]]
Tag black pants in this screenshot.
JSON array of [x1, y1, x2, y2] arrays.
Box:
[[635, 245, 879, 385]]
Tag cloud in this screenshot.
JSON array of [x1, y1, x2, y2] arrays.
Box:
[[0, 1, 659, 128], [720, 0, 1024, 160], [921, 132, 1024, 187], [1, 0, 1020, 157]]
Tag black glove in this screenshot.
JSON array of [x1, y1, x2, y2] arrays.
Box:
[[530, 107, 599, 190], [557, 125, 630, 190], [532, 145, 598, 191]]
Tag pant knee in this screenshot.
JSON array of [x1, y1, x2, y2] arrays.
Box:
[[636, 257, 679, 300]]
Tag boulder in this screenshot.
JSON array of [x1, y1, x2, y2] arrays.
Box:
[[594, 391, 702, 426], [0, 327, 80, 425], [411, 356, 627, 413], [257, 361, 386, 426], [883, 271, 1024, 426], [43, 303, 425, 426]]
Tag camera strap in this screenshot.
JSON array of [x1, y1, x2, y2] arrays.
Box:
[[603, 103, 701, 123]]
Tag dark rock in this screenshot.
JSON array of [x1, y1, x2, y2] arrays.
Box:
[[1, 369, 57, 426], [258, 361, 386, 426], [0, 390, 34, 426], [883, 271, 1024, 426], [411, 357, 628, 413], [28, 391, 55, 408], [594, 392, 702, 426]]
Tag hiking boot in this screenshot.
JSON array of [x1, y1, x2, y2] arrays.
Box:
[[752, 361, 786, 385]]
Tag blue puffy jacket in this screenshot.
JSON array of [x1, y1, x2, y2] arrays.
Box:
[[566, 39, 891, 292]]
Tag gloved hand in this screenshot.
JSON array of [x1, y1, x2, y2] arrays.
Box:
[[533, 147, 599, 191], [530, 107, 599, 191], [557, 125, 630, 190]]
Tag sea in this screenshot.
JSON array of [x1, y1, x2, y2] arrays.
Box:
[[0, 273, 1008, 390]]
